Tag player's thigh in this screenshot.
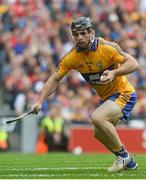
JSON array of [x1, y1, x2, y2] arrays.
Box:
[[91, 100, 123, 125]]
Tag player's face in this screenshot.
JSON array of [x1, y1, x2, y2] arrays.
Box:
[[73, 29, 94, 50]]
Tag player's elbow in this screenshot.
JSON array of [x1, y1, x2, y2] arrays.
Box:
[[126, 54, 140, 71], [134, 61, 140, 71], [52, 72, 63, 83]]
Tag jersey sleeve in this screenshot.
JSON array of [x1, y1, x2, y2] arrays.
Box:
[[57, 53, 74, 77], [100, 37, 126, 64], [111, 43, 126, 63]]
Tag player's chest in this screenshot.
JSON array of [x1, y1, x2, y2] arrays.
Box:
[[76, 53, 109, 73]]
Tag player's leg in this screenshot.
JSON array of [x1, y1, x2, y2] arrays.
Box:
[[94, 126, 114, 152], [91, 100, 137, 172], [91, 100, 123, 151], [109, 93, 138, 172], [94, 126, 138, 172]]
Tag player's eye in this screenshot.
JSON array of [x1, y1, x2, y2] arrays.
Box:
[[80, 32, 86, 35], [74, 32, 79, 37], [73, 31, 86, 37]]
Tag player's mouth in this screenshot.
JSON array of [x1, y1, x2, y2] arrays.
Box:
[[78, 41, 87, 47]]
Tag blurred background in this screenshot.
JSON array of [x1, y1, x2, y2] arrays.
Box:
[[0, 0, 146, 154]]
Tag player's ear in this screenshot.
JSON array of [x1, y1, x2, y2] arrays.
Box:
[[91, 29, 95, 36]]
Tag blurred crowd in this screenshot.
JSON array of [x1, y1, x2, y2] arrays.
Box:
[[0, 0, 146, 126]]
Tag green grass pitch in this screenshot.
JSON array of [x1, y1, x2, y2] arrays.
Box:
[[0, 153, 145, 179]]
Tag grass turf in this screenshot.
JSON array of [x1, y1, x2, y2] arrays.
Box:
[[0, 153, 145, 179]]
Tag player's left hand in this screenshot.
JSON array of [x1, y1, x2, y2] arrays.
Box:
[[100, 70, 116, 84]]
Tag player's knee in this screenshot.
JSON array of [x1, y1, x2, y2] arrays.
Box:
[[91, 113, 103, 127]]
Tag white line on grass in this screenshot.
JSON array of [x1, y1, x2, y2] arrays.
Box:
[[0, 173, 107, 177], [0, 166, 106, 171]]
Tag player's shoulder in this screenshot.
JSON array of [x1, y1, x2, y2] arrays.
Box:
[[61, 46, 76, 62], [98, 37, 117, 48], [59, 46, 78, 69], [98, 37, 125, 55]]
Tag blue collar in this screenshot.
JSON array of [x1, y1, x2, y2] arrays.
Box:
[[91, 37, 98, 51]]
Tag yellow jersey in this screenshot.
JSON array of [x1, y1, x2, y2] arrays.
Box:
[[57, 37, 135, 100]]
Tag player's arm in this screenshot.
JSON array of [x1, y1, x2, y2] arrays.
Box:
[[112, 53, 140, 76], [101, 53, 139, 84], [100, 43, 139, 84], [32, 72, 64, 114], [31, 47, 75, 113]]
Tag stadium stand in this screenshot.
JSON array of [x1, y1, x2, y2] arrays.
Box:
[[0, 0, 146, 151]]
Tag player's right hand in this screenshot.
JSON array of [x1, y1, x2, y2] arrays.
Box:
[[31, 103, 42, 114], [100, 70, 116, 84]]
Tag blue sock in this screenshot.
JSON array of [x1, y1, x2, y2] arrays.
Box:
[[113, 146, 128, 158]]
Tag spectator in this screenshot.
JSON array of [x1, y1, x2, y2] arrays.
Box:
[[0, 0, 146, 126], [0, 130, 9, 152], [39, 105, 68, 152]]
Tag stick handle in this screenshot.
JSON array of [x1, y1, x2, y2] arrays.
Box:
[[6, 109, 35, 124], [6, 119, 19, 124]]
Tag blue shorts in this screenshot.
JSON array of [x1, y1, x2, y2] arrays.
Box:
[[101, 92, 137, 121]]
